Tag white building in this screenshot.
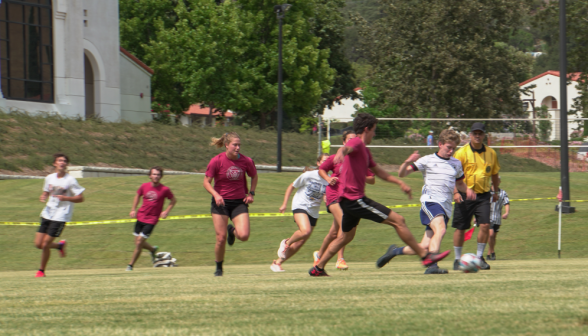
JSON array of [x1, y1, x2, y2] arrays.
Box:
[[0, 0, 153, 123], [322, 87, 363, 121], [520, 70, 583, 141]]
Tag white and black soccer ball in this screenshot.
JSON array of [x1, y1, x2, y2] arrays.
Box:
[[459, 253, 482, 273]]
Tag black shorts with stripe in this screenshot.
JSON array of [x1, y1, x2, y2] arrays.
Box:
[[339, 197, 391, 232]]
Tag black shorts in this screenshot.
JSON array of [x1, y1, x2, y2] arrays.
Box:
[[491, 224, 501, 232], [326, 201, 339, 214], [293, 209, 318, 227], [452, 192, 491, 230], [133, 221, 155, 238], [339, 197, 391, 232], [38, 218, 66, 237], [211, 198, 249, 220]]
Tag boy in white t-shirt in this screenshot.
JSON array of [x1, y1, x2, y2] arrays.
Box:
[[35, 153, 85, 277], [271, 154, 330, 272]]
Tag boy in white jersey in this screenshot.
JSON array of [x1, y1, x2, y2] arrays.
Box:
[[488, 183, 509, 260], [35, 153, 85, 277], [377, 130, 473, 274]]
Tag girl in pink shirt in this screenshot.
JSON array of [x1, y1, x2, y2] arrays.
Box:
[[204, 132, 258, 276]]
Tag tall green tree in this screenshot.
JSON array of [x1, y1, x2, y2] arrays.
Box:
[[358, 0, 533, 120]]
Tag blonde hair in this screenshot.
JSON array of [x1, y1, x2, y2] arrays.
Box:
[[210, 132, 240, 148], [438, 129, 460, 145], [303, 153, 330, 172]]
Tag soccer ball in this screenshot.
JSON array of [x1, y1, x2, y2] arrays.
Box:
[[459, 253, 482, 273]]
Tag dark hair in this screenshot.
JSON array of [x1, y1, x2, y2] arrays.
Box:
[[53, 153, 69, 163], [342, 130, 355, 143], [353, 113, 378, 135], [149, 166, 164, 177]]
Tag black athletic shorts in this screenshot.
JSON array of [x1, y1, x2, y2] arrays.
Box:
[[339, 197, 391, 232], [38, 218, 66, 237], [211, 198, 249, 220], [326, 201, 339, 214], [293, 209, 318, 227], [452, 192, 491, 230], [133, 220, 155, 238], [491, 224, 501, 232]]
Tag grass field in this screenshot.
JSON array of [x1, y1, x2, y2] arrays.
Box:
[[2, 172, 588, 334], [2, 260, 588, 335]]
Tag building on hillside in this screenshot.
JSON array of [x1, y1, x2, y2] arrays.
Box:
[[180, 104, 235, 127], [0, 0, 153, 123], [520, 70, 583, 141]]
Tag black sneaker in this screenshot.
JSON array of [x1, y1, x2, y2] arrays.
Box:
[[375, 244, 397, 268], [227, 224, 236, 246], [424, 265, 448, 274], [308, 266, 330, 277], [214, 269, 223, 277], [490, 252, 496, 260], [421, 250, 451, 267], [479, 256, 491, 270], [151, 246, 159, 263], [453, 259, 460, 270]]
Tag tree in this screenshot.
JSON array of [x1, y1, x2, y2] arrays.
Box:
[[357, 0, 533, 121]]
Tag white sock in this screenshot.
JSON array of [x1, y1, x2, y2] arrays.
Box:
[[454, 246, 463, 260], [477, 243, 486, 258]]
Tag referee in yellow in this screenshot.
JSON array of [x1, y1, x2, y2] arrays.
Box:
[[451, 122, 500, 270]]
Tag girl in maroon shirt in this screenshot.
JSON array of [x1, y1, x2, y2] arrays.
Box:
[[204, 132, 258, 276]]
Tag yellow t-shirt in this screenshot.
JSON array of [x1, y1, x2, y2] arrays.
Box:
[[453, 143, 500, 194]]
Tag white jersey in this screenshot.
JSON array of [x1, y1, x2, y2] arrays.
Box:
[[40, 173, 85, 222], [412, 153, 464, 218], [490, 189, 509, 225], [291, 170, 328, 218]]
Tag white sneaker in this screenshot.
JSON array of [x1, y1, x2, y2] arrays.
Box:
[[277, 239, 289, 259], [270, 260, 285, 272]]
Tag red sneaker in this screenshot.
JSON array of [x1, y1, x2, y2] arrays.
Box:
[[58, 240, 67, 258], [35, 270, 45, 278], [308, 266, 330, 277], [422, 250, 451, 267]]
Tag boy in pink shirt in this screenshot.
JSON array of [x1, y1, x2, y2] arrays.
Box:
[[309, 113, 450, 276], [127, 166, 176, 270]]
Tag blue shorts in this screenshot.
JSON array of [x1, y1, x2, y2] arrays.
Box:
[[420, 202, 448, 231]]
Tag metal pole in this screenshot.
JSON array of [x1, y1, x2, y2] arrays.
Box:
[[318, 115, 322, 156], [558, 201, 562, 258], [558, 0, 574, 213], [327, 118, 331, 141], [276, 14, 283, 173], [0, 0, 3, 99]]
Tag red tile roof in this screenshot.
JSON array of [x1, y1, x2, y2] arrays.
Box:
[[519, 70, 582, 86], [184, 104, 234, 117], [120, 47, 154, 75]]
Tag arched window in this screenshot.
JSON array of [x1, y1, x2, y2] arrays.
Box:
[[541, 96, 557, 109], [0, 0, 54, 102]]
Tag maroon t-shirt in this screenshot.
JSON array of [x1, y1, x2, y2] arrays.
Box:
[[338, 137, 376, 201], [205, 153, 257, 200], [137, 182, 174, 225]]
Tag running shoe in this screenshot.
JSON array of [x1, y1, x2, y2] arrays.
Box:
[[375, 244, 397, 268], [214, 269, 223, 277], [58, 240, 67, 258], [126, 265, 133, 271], [313, 251, 320, 266], [336, 258, 349, 270], [35, 270, 45, 278], [479, 256, 491, 270], [487, 252, 496, 261], [453, 259, 460, 270], [421, 250, 451, 267], [270, 260, 285, 272], [277, 239, 289, 259], [227, 224, 236, 246], [424, 265, 448, 274], [151, 246, 159, 263], [308, 266, 330, 277]]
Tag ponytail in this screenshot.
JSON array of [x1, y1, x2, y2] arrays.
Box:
[[210, 132, 240, 148]]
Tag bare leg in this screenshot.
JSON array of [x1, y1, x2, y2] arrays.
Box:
[[453, 229, 465, 247], [317, 204, 346, 260], [212, 214, 229, 262], [382, 211, 427, 258], [477, 223, 490, 244], [232, 213, 250, 242], [40, 235, 60, 270], [488, 229, 497, 254], [129, 236, 154, 266], [426, 217, 446, 254], [277, 214, 313, 265], [317, 227, 356, 269], [402, 230, 433, 255]]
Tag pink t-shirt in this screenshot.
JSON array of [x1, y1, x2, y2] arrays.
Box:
[[137, 182, 174, 225], [338, 137, 376, 201], [205, 153, 257, 200]]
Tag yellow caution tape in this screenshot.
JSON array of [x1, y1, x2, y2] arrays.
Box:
[[1, 197, 585, 226]]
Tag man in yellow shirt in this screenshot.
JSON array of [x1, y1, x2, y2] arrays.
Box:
[[452, 123, 500, 270]]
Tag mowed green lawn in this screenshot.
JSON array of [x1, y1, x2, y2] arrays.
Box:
[[1, 260, 588, 335]]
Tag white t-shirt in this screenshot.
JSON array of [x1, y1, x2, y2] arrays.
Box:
[[291, 170, 328, 218], [40, 173, 85, 222], [412, 153, 464, 218]]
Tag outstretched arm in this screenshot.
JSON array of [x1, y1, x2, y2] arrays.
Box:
[[398, 151, 420, 177], [333, 145, 354, 164], [279, 184, 296, 213], [371, 164, 412, 199]]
